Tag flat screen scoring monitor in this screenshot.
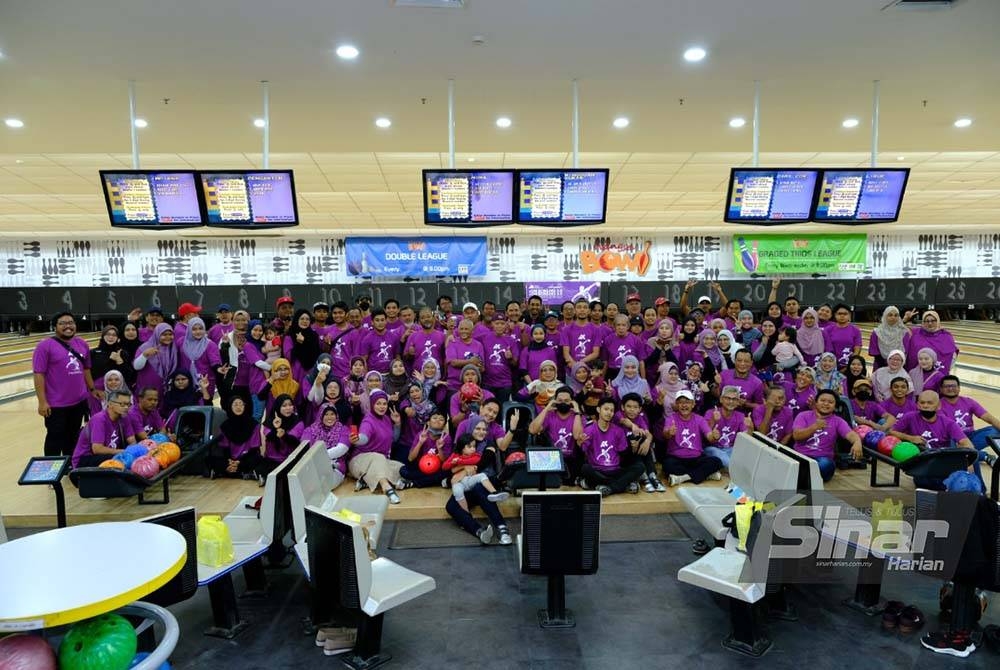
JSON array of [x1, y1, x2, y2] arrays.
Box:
[[201, 170, 299, 228], [725, 169, 819, 224], [423, 169, 515, 226], [517, 169, 609, 225], [100, 170, 204, 228], [812, 168, 910, 223]]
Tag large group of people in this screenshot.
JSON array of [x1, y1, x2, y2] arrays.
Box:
[[32, 276, 1000, 541]]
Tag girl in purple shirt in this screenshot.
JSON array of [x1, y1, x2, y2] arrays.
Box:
[[133, 323, 178, 405], [519, 324, 558, 385], [398, 408, 451, 488], [672, 318, 701, 371], [350, 390, 404, 504], [177, 317, 223, 399], [284, 309, 322, 386]]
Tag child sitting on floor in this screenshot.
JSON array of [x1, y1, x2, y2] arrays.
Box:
[[441, 434, 509, 512]]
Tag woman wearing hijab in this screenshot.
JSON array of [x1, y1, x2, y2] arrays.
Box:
[[99, 370, 130, 411], [751, 318, 780, 373], [844, 355, 870, 395], [909, 347, 945, 394], [814, 352, 847, 396], [795, 309, 826, 368], [212, 395, 263, 480], [412, 357, 448, 407], [119, 322, 142, 387], [672, 317, 702, 371], [716, 329, 742, 371], [656, 361, 687, 419], [904, 310, 959, 374], [868, 306, 913, 369], [872, 350, 913, 401], [736, 310, 762, 349], [133, 322, 178, 404], [302, 404, 351, 490], [301, 353, 333, 426], [218, 310, 250, 406], [399, 382, 437, 450], [696, 330, 725, 380], [611, 354, 652, 403], [382, 357, 411, 404], [283, 308, 322, 385], [645, 320, 679, 386], [162, 369, 212, 431], [91, 325, 132, 416], [350, 389, 405, 504], [259, 358, 301, 417], [177, 316, 223, 400], [518, 324, 559, 385], [260, 393, 305, 477]]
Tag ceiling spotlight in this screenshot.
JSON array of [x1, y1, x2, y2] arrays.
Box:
[[335, 44, 359, 60], [253, 118, 267, 128], [375, 117, 392, 128], [5, 118, 24, 129], [683, 47, 707, 62], [612, 117, 630, 129], [729, 117, 746, 128], [842, 118, 859, 129], [467, 157, 476, 162], [495, 116, 512, 129], [896, 156, 905, 161], [954, 117, 973, 128], [133, 118, 148, 129]]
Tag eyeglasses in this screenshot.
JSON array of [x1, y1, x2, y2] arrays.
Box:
[[923, 318, 938, 323], [111, 400, 133, 407], [56, 320, 75, 326]]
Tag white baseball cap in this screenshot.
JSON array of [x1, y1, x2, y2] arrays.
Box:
[[462, 302, 478, 312], [675, 389, 695, 401], [697, 295, 712, 304]]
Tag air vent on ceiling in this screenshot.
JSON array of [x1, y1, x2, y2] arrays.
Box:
[[882, 0, 962, 10], [392, 0, 465, 8]]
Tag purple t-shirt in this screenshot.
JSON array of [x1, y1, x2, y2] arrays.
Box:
[[322, 324, 356, 379], [665, 413, 712, 459], [481, 332, 519, 388], [453, 417, 505, 455], [519, 347, 558, 382], [581, 421, 628, 471], [219, 427, 262, 461], [850, 399, 886, 424], [939, 396, 987, 433], [719, 369, 765, 406], [823, 324, 862, 367], [792, 411, 852, 459], [127, 405, 166, 437], [71, 410, 131, 468], [404, 328, 446, 370], [207, 322, 234, 344], [263, 421, 304, 462], [782, 382, 817, 417], [542, 411, 580, 457], [752, 405, 794, 443], [561, 322, 601, 363], [33, 337, 92, 408], [880, 396, 918, 421], [709, 409, 747, 448], [601, 332, 648, 370], [354, 413, 395, 457], [444, 338, 486, 390], [893, 412, 967, 450], [361, 328, 402, 375]]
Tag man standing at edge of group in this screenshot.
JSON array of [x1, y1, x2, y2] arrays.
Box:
[[33, 311, 99, 457]]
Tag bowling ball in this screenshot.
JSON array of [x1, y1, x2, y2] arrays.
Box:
[[877, 435, 900, 456], [891, 442, 920, 463], [504, 451, 526, 466], [139, 439, 157, 450], [130, 455, 161, 479], [128, 652, 171, 670], [148, 433, 169, 444], [158, 442, 181, 464], [460, 382, 481, 403], [418, 453, 441, 475], [854, 425, 873, 439], [112, 452, 136, 470], [99, 459, 125, 470], [0, 634, 57, 670], [151, 449, 172, 469], [124, 444, 149, 459], [862, 430, 885, 450], [59, 613, 137, 670]]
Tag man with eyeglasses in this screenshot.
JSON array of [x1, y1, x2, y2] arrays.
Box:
[[70, 389, 138, 469], [33, 311, 99, 457], [938, 375, 1000, 483]]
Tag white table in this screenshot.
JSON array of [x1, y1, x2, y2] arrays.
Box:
[[0, 522, 187, 631]]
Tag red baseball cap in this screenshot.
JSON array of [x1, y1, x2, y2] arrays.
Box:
[[654, 297, 670, 306], [177, 303, 201, 318], [626, 293, 641, 303], [275, 296, 294, 307]]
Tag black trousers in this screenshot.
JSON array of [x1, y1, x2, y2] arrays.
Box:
[[581, 461, 644, 494], [44, 400, 89, 457]]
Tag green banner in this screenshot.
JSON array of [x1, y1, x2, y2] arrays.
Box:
[[732, 234, 866, 274]]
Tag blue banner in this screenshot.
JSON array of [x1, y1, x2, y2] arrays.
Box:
[[345, 236, 487, 278]]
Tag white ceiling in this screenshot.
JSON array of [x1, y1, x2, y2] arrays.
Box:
[[0, 0, 997, 236]]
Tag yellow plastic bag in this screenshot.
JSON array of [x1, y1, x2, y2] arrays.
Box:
[[197, 515, 235, 568], [870, 497, 904, 550]]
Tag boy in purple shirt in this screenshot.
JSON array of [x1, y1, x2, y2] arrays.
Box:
[[360, 310, 402, 375], [480, 315, 519, 403], [662, 390, 724, 485], [528, 388, 585, 482], [444, 320, 486, 392], [880, 377, 918, 420], [71, 389, 137, 468], [207, 304, 235, 343], [34, 311, 97, 457], [404, 307, 446, 372], [792, 390, 862, 482], [752, 385, 794, 445], [938, 375, 1000, 450], [562, 300, 602, 369], [575, 398, 644, 496], [703, 386, 753, 467], [848, 379, 895, 431], [822, 304, 862, 368], [719, 350, 765, 410]]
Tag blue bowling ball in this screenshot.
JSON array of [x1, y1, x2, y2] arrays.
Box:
[[113, 452, 136, 469], [128, 652, 171, 669], [862, 430, 885, 449], [124, 444, 149, 459], [148, 433, 169, 444]]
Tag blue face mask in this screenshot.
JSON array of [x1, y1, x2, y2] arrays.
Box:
[[428, 426, 444, 437]]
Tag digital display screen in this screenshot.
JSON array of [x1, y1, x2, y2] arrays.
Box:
[[525, 448, 566, 473], [201, 170, 298, 227], [812, 168, 910, 223], [423, 170, 515, 225], [19, 456, 70, 484], [101, 171, 204, 227], [725, 169, 819, 224], [517, 169, 609, 224]]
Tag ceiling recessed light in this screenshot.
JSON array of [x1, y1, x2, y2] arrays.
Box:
[[896, 156, 905, 161], [842, 118, 859, 129], [683, 46, 707, 62], [375, 117, 392, 129], [467, 157, 476, 162], [954, 117, 973, 128], [612, 117, 630, 129], [495, 116, 512, 129], [5, 118, 24, 129], [253, 118, 266, 128], [335, 44, 359, 60], [729, 117, 746, 128], [133, 118, 148, 129]]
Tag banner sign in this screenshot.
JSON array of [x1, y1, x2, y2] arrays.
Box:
[[345, 237, 487, 278], [580, 240, 652, 276], [732, 234, 866, 274], [524, 281, 603, 305]]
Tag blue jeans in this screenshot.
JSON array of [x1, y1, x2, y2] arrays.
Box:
[[704, 446, 733, 469], [815, 457, 835, 482], [251, 395, 266, 422], [968, 427, 999, 486]]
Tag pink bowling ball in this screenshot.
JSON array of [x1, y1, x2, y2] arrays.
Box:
[[140, 439, 157, 450], [131, 455, 161, 479], [855, 425, 873, 438]]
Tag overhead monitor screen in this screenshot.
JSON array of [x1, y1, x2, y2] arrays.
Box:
[[517, 169, 609, 225], [423, 170, 515, 225], [812, 168, 910, 223], [200, 170, 299, 227], [100, 171, 204, 228], [725, 169, 819, 224]]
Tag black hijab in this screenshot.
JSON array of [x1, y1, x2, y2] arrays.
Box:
[[221, 395, 258, 445], [286, 309, 321, 371], [266, 393, 302, 432], [163, 370, 200, 415]]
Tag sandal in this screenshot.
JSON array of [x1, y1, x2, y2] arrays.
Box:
[[899, 605, 925, 633], [692, 539, 711, 556]]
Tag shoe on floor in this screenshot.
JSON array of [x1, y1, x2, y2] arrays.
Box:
[[667, 474, 686, 487], [315, 626, 355, 647], [498, 530, 513, 545], [652, 477, 667, 493], [644, 479, 657, 493], [596, 485, 613, 497], [355, 478, 368, 492], [487, 491, 509, 503], [899, 605, 925, 633], [881, 601, 905, 630], [920, 629, 976, 657], [576, 477, 591, 490], [708, 472, 723, 481], [476, 525, 494, 545], [385, 488, 401, 505], [395, 478, 412, 490], [627, 482, 640, 494], [322, 628, 358, 656]]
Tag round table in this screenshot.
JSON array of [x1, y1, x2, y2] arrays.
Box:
[[0, 521, 187, 631]]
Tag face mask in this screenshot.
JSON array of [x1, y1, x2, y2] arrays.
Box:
[[919, 409, 936, 419], [855, 391, 872, 401], [555, 403, 572, 413], [428, 426, 444, 437]]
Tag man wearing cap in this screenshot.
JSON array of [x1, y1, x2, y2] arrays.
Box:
[[135, 306, 164, 341], [680, 279, 728, 319], [274, 295, 295, 334], [311, 301, 330, 329], [849, 378, 895, 431], [561, 298, 602, 370], [654, 296, 678, 333], [624, 293, 643, 319], [173, 302, 202, 341], [208, 304, 234, 344], [461, 302, 491, 341]]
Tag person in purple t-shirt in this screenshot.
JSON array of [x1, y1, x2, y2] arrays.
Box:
[[359, 309, 402, 376], [575, 398, 644, 496], [207, 304, 235, 344], [752, 385, 794, 445], [480, 315, 519, 403], [70, 389, 137, 469], [34, 312, 98, 457], [404, 307, 446, 372], [891, 391, 977, 489], [703, 386, 753, 467], [938, 376, 1000, 451], [561, 299, 602, 369], [783, 367, 817, 417], [880, 377, 918, 421], [718, 350, 765, 411], [822, 303, 862, 369], [661, 390, 724, 485], [602, 315, 648, 378], [127, 387, 165, 440], [444, 320, 486, 392], [791, 390, 862, 482], [848, 378, 895, 431], [350, 390, 405, 504], [529, 388, 585, 482]]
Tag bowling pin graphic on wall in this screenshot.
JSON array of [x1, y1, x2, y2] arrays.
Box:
[[736, 237, 760, 272]]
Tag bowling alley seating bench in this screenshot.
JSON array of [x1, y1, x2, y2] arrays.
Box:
[[863, 445, 979, 489], [286, 441, 388, 578], [70, 443, 211, 505]]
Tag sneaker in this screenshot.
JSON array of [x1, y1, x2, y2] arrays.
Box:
[[644, 479, 657, 493], [256, 473, 265, 487], [576, 477, 592, 490], [498, 529, 513, 545], [627, 482, 640, 494], [355, 478, 368, 492], [315, 626, 355, 647], [441, 478, 450, 489], [984, 452, 998, 468], [395, 478, 412, 490], [487, 491, 509, 503], [385, 488, 401, 505], [322, 628, 358, 656], [668, 474, 686, 487], [652, 476, 667, 493], [596, 485, 613, 497], [476, 525, 494, 545], [920, 630, 976, 658], [708, 472, 723, 481], [638, 474, 650, 486]]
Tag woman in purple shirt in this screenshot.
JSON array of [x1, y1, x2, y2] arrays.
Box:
[[350, 389, 405, 504], [519, 324, 558, 386], [910, 348, 946, 394], [791, 390, 862, 481], [133, 322, 178, 404], [301, 404, 351, 490], [672, 318, 701, 371], [178, 317, 223, 399], [783, 367, 818, 417], [211, 395, 263, 481], [283, 309, 322, 386], [822, 304, 862, 369], [904, 310, 958, 374], [260, 394, 304, 477], [752, 385, 794, 444]]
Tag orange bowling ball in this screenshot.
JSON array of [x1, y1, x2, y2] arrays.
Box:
[[99, 459, 125, 470], [158, 442, 181, 464]]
